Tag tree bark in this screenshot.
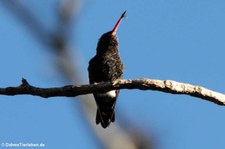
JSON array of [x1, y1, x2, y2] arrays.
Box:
[[0, 78, 224, 105]]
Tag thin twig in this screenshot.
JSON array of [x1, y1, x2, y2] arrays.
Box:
[[0, 78, 224, 105]]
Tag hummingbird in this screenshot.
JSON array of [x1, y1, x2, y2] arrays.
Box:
[[88, 11, 127, 128]]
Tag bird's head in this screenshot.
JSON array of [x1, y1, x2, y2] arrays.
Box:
[[97, 11, 127, 54]]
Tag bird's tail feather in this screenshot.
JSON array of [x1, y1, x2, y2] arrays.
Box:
[[96, 108, 115, 128]]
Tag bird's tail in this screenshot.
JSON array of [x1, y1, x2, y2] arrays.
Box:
[[96, 107, 115, 128]]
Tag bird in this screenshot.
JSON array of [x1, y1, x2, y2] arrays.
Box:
[[88, 11, 127, 128]]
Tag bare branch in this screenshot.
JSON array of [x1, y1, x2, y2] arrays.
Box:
[[0, 0, 52, 46], [0, 78, 224, 105], [1, 1, 153, 148]]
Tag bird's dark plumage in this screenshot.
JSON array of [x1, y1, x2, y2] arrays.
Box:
[[88, 11, 126, 128]]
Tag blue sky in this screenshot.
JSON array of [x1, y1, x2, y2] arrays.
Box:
[[0, 0, 225, 149]]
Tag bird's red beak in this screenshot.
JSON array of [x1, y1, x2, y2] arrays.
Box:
[[112, 11, 127, 36]]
